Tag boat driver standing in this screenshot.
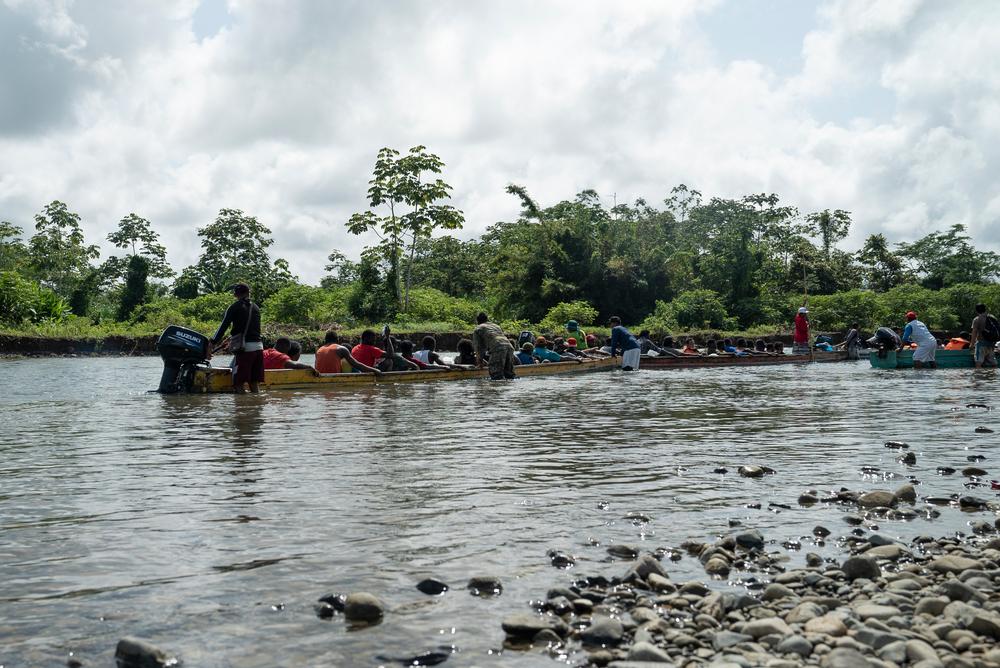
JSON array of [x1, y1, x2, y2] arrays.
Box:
[[212, 283, 264, 392]]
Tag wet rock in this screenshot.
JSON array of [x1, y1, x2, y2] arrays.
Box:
[[704, 558, 729, 576], [858, 490, 897, 508], [624, 553, 669, 582], [547, 550, 576, 568], [893, 483, 917, 504], [806, 552, 823, 567], [929, 556, 983, 574], [968, 454, 986, 462], [467, 576, 503, 596], [905, 638, 939, 663], [798, 492, 818, 505], [841, 555, 881, 581], [854, 603, 901, 621], [925, 496, 953, 505], [713, 467, 728, 474], [762, 583, 797, 601], [805, 614, 847, 637], [627, 641, 673, 662], [735, 529, 765, 551], [813, 525, 831, 538], [416, 578, 449, 595], [713, 630, 753, 650], [865, 544, 908, 560], [607, 544, 640, 560], [975, 426, 994, 433], [854, 627, 904, 649], [962, 467, 987, 477], [898, 452, 917, 465], [743, 617, 792, 638], [624, 511, 652, 523], [786, 601, 825, 623], [958, 496, 988, 510], [315, 602, 336, 619], [822, 647, 871, 668], [114, 638, 175, 668], [738, 465, 766, 478], [377, 651, 450, 666], [501, 613, 569, 639], [579, 616, 625, 646], [843, 514, 864, 526], [647, 573, 673, 592], [885, 441, 909, 449], [344, 592, 385, 623], [318, 593, 346, 611]]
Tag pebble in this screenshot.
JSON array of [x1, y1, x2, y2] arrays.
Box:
[[884, 441, 909, 449], [742, 617, 792, 638], [898, 452, 917, 465], [467, 576, 503, 596], [928, 555, 982, 574], [974, 426, 993, 433], [738, 465, 766, 478], [962, 467, 987, 477], [858, 490, 897, 508], [580, 616, 625, 646], [776, 635, 812, 658], [627, 641, 673, 662], [735, 529, 765, 551], [894, 483, 917, 503], [501, 612, 569, 639], [608, 544, 640, 560], [416, 578, 449, 595], [344, 592, 385, 623], [114, 638, 175, 668], [805, 615, 847, 637], [841, 555, 881, 581]]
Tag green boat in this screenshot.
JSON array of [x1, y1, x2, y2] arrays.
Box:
[[869, 348, 974, 369]]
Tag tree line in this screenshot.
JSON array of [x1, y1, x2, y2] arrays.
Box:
[[2, 145, 999, 336]]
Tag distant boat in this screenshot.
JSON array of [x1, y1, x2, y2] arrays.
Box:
[[869, 349, 974, 369], [642, 350, 848, 369]]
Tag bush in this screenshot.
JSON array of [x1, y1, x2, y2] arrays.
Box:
[[670, 289, 730, 329], [179, 293, 234, 324], [639, 300, 678, 333], [879, 284, 956, 330], [538, 300, 599, 332], [402, 287, 483, 326], [803, 290, 887, 331], [0, 271, 70, 324], [264, 283, 352, 327]]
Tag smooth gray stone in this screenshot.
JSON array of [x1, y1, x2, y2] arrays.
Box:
[[776, 634, 812, 657], [501, 613, 569, 638], [580, 616, 625, 646], [854, 626, 905, 649], [713, 630, 753, 650], [627, 641, 673, 663], [114, 638, 174, 668], [343, 592, 385, 623], [841, 555, 881, 581], [822, 647, 873, 668]]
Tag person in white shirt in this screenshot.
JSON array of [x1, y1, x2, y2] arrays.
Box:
[[901, 310, 937, 369]]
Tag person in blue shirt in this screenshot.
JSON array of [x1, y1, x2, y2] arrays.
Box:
[[608, 316, 641, 370], [515, 342, 536, 365], [533, 337, 564, 362]]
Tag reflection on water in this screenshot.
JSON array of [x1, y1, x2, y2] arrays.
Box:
[[0, 357, 997, 666]]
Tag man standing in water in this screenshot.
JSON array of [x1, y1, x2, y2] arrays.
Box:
[[901, 310, 937, 369], [472, 312, 516, 379], [608, 316, 641, 370], [970, 303, 999, 369], [212, 283, 264, 393]]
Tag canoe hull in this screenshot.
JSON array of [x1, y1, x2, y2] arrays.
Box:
[[869, 349, 974, 369], [189, 356, 617, 393], [642, 350, 848, 369]]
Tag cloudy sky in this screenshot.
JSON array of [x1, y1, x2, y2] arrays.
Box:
[[1, 0, 998, 282]]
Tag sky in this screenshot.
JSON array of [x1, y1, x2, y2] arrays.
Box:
[[1, 0, 999, 283]]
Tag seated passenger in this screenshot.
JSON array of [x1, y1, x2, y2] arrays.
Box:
[[754, 339, 766, 352], [288, 340, 303, 361], [637, 330, 665, 355], [453, 338, 477, 366], [681, 338, 700, 355], [414, 336, 459, 368], [385, 337, 420, 371], [263, 337, 318, 373], [733, 338, 750, 356], [564, 337, 582, 356], [945, 332, 972, 350], [775, 341, 785, 354], [765, 342, 775, 352], [533, 337, 564, 362], [352, 329, 389, 370], [721, 338, 737, 354], [399, 340, 431, 369], [316, 331, 381, 375], [552, 336, 568, 353], [706, 339, 719, 356], [515, 342, 536, 365]]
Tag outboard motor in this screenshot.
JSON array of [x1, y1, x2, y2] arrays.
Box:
[[156, 325, 211, 393], [517, 330, 535, 349]]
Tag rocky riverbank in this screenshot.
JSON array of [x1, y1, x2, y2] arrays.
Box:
[[499, 483, 1000, 668]]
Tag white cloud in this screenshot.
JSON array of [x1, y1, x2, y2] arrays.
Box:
[[0, 0, 998, 283]]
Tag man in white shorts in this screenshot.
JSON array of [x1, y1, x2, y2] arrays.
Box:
[[901, 310, 937, 369], [608, 316, 641, 371]]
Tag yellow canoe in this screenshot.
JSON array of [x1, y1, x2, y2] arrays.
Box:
[[190, 356, 618, 393]]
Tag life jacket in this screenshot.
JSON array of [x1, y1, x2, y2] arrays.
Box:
[[944, 338, 970, 350]]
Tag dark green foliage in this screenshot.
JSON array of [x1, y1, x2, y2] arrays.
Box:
[[0, 271, 69, 324], [117, 255, 150, 321], [27, 201, 100, 299]]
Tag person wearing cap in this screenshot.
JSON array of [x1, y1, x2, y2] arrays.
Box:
[[565, 320, 587, 348], [212, 283, 264, 393], [793, 304, 810, 354], [533, 336, 564, 362], [901, 310, 937, 369], [608, 316, 641, 370], [514, 342, 537, 365]]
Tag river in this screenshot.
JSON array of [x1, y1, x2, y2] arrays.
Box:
[[0, 357, 996, 666]]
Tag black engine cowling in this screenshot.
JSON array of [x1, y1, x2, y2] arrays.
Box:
[[156, 325, 210, 393]]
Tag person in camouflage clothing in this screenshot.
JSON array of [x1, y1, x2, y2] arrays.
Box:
[[472, 312, 516, 380]]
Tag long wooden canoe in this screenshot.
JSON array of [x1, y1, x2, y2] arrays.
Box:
[[642, 350, 849, 369], [189, 355, 617, 393], [869, 349, 974, 369]]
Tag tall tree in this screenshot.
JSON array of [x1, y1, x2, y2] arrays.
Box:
[[805, 209, 851, 258], [856, 233, 907, 292], [896, 224, 1000, 289], [347, 146, 464, 312], [0, 221, 28, 272], [117, 255, 150, 320], [194, 209, 295, 299], [105, 213, 173, 280], [27, 201, 100, 303]]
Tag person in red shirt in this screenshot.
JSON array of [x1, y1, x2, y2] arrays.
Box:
[[351, 329, 389, 369], [262, 337, 318, 373], [793, 305, 810, 354]]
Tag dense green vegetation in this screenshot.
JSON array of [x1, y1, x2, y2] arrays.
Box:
[[2, 146, 999, 343]]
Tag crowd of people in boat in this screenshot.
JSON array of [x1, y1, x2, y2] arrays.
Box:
[[210, 283, 999, 391]]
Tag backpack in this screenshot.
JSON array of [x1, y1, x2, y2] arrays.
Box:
[[982, 314, 1000, 344]]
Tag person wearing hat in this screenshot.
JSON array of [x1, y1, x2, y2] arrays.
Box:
[[792, 304, 810, 355], [211, 283, 264, 392], [901, 310, 937, 369], [565, 320, 587, 349]]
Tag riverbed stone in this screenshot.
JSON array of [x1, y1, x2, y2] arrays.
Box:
[[628, 641, 673, 662], [647, 573, 673, 592], [776, 634, 812, 657], [705, 557, 730, 576], [416, 577, 449, 595], [608, 544, 640, 560], [941, 579, 986, 603], [762, 583, 797, 601], [713, 630, 753, 650], [344, 592, 385, 623], [467, 575, 503, 596], [743, 617, 792, 638], [866, 544, 908, 560], [859, 490, 897, 508], [821, 647, 871, 668], [854, 603, 901, 621], [905, 638, 939, 663], [625, 554, 669, 582], [841, 555, 881, 581], [114, 638, 174, 668], [962, 467, 987, 477], [894, 484, 917, 503], [929, 556, 983, 574], [580, 616, 625, 646], [738, 465, 766, 478], [735, 530, 765, 551], [786, 601, 825, 624], [502, 613, 569, 638]]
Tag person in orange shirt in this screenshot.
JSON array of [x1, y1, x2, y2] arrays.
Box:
[[315, 331, 381, 375], [944, 331, 971, 350]]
